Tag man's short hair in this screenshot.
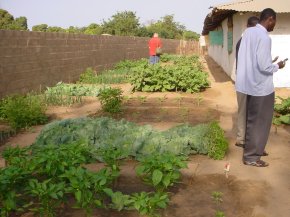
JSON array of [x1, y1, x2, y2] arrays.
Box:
[[247, 16, 259, 27], [260, 8, 276, 21]]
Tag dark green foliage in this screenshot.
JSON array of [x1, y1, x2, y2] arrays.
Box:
[[0, 9, 28, 30], [136, 152, 187, 191], [183, 30, 200, 41], [273, 96, 290, 125], [32, 24, 48, 32], [34, 117, 228, 160], [0, 142, 113, 216], [130, 192, 169, 216], [78, 67, 98, 84], [84, 23, 102, 35], [98, 87, 123, 113], [102, 11, 140, 36], [1, 133, 185, 216], [205, 122, 229, 160], [147, 15, 185, 39], [130, 55, 210, 93], [0, 94, 48, 130], [47, 26, 66, 33]]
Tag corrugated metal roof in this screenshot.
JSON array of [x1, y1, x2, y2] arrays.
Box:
[[215, 0, 290, 13], [202, 0, 290, 35]]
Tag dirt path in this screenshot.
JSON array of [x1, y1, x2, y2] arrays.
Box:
[[1, 56, 290, 217]]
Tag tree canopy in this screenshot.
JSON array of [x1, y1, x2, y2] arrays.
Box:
[[102, 11, 140, 36], [0, 9, 28, 30], [1, 9, 200, 40]]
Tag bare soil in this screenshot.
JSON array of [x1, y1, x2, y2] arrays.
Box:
[[1, 55, 290, 217]]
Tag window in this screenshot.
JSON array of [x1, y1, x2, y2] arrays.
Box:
[[209, 27, 223, 46]]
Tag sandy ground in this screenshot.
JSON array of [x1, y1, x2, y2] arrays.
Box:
[[1, 55, 290, 217]]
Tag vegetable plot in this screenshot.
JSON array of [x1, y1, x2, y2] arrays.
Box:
[[34, 117, 228, 160], [130, 55, 210, 93]]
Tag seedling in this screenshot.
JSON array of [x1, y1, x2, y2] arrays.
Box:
[[211, 191, 226, 217], [138, 96, 147, 104], [175, 96, 183, 107], [195, 93, 203, 106], [157, 95, 167, 105]]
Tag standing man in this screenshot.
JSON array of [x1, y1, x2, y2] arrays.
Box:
[[235, 16, 260, 149], [148, 33, 162, 64], [236, 8, 286, 167]]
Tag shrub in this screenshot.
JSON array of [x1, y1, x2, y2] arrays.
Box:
[[0, 94, 48, 130], [98, 87, 123, 113], [78, 67, 98, 83]]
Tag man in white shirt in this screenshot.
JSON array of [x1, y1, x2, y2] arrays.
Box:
[[236, 8, 286, 167]]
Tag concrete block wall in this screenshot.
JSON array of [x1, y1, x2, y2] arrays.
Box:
[[0, 30, 201, 98]]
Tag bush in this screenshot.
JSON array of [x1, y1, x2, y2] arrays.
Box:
[[0, 94, 48, 129], [78, 67, 98, 84], [98, 87, 123, 113], [130, 55, 210, 93]]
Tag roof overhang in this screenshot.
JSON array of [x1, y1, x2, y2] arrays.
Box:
[[202, 0, 290, 35]]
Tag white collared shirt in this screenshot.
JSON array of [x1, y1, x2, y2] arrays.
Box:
[[236, 24, 279, 96]]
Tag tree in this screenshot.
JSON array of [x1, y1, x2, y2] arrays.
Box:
[[136, 26, 151, 37], [102, 11, 140, 36], [32, 24, 48, 32], [66, 26, 85, 33], [47, 26, 65, 32], [12, 16, 28, 30], [147, 15, 185, 39], [0, 9, 28, 30], [183, 30, 200, 41], [84, 23, 102, 35], [0, 9, 14, 29]]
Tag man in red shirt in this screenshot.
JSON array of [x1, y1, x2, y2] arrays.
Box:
[[148, 33, 162, 64]]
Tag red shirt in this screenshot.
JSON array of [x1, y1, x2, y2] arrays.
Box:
[[148, 37, 162, 56]]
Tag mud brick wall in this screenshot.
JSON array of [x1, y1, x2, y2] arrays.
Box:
[[0, 30, 201, 98]]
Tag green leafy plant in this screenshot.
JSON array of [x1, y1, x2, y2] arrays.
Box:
[[211, 191, 225, 217], [206, 122, 229, 160], [195, 93, 203, 106], [137, 96, 147, 104], [103, 189, 133, 211], [78, 67, 98, 83], [34, 117, 229, 160], [130, 55, 210, 93], [26, 179, 65, 217], [130, 192, 169, 217], [43, 82, 106, 106], [136, 152, 187, 191], [0, 166, 30, 216], [0, 94, 48, 130], [273, 96, 290, 125], [98, 87, 123, 113], [2, 145, 29, 166], [61, 167, 104, 215]]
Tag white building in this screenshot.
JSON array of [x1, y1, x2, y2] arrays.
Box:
[[202, 0, 290, 87]]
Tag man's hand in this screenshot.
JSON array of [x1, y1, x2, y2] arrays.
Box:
[[277, 60, 286, 69]]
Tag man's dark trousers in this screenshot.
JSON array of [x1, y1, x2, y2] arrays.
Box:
[[243, 92, 275, 162]]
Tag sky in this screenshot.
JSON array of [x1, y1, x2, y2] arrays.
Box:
[[0, 0, 228, 34]]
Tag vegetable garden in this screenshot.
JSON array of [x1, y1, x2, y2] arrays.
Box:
[[0, 54, 233, 217]]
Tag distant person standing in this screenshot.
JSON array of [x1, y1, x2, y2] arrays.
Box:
[[148, 33, 162, 64], [236, 8, 286, 167]]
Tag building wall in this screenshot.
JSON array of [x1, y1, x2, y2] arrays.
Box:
[[207, 13, 290, 87], [208, 12, 256, 80], [0, 30, 201, 98]]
